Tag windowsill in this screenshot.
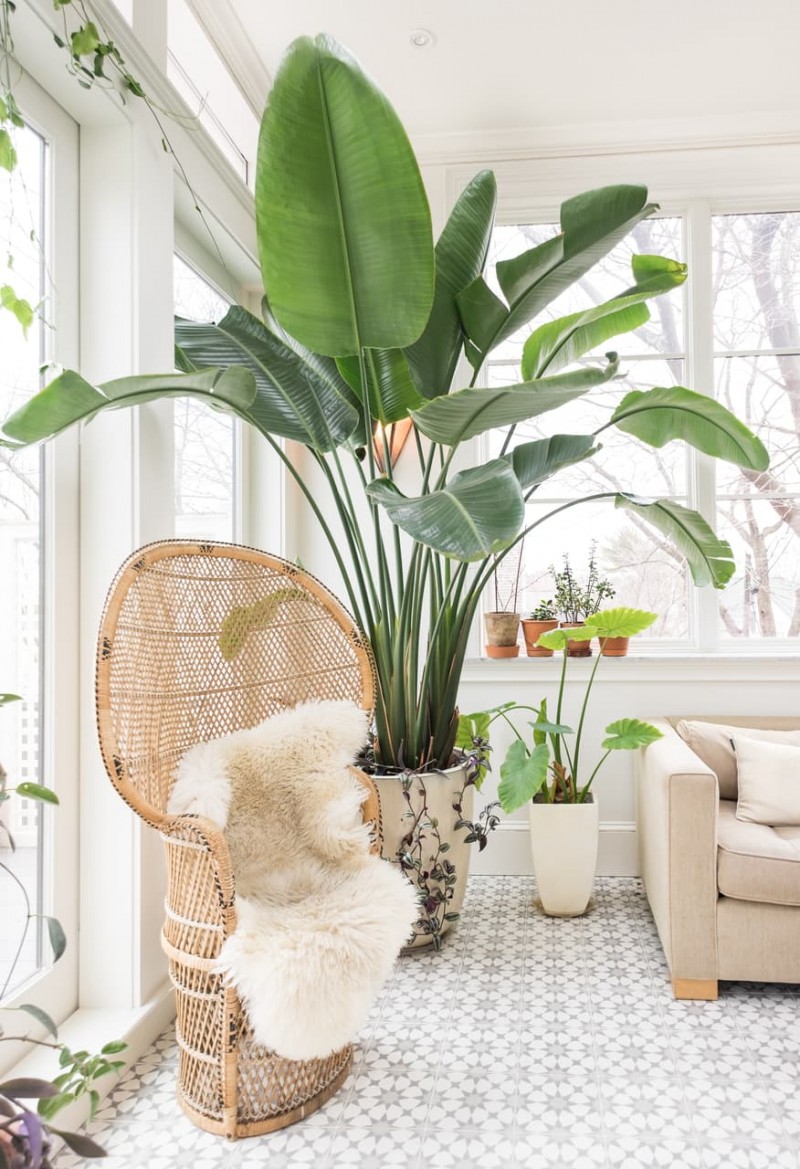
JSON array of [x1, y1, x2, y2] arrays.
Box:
[[462, 652, 800, 683]]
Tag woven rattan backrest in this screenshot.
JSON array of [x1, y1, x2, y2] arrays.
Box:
[[96, 541, 376, 827]]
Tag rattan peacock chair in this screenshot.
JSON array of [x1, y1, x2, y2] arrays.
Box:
[[95, 540, 380, 1140]]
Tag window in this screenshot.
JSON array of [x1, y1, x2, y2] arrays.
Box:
[[173, 255, 237, 540], [484, 207, 800, 649]]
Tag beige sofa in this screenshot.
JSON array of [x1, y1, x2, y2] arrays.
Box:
[[636, 715, 800, 1000]]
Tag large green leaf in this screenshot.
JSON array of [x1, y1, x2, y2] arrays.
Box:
[[520, 254, 687, 380], [607, 386, 769, 470], [405, 170, 498, 398], [366, 459, 524, 561], [498, 740, 550, 813], [506, 434, 598, 491], [537, 626, 593, 651], [411, 355, 619, 445], [2, 367, 256, 446], [583, 607, 658, 638], [336, 348, 423, 424], [175, 307, 362, 449], [458, 185, 658, 365], [256, 35, 434, 355], [602, 718, 663, 751], [615, 495, 735, 588]]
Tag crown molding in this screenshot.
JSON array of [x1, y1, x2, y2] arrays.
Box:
[[185, 0, 271, 120]]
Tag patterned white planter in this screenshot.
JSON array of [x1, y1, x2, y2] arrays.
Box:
[[376, 760, 474, 948], [528, 795, 599, 916]]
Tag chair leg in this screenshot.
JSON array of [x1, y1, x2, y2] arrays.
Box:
[[672, 978, 718, 1001]]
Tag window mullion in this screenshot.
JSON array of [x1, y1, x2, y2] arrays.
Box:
[[685, 202, 719, 652]]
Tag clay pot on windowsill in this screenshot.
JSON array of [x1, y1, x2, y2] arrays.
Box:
[[560, 621, 593, 657], [599, 635, 629, 657], [521, 618, 558, 657], [484, 611, 520, 659]]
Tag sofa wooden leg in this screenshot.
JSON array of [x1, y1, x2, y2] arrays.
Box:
[[672, 978, 718, 1001]]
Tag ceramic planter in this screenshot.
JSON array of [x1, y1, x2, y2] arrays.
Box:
[[528, 794, 599, 916], [599, 635, 629, 657], [376, 758, 475, 948], [560, 621, 593, 657], [521, 618, 558, 657], [484, 611, 520, 658]]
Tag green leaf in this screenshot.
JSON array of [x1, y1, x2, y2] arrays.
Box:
[[366, 459, 524, 561], [529, 720, 573, 736], [256, 35, 434, 355], [602, 718, 663, 750], [0, 128, 17, 172], [218, 588, 311, 661], [536, 626, 593, 651], [37, 1091, 74, 1121], [498, 740, 550, 813], [100, 1040, 127, 1055], [506, 434, 598, 491], [336, 348, 423, 424], [15, 1004, 58, 1038], [411, 355, 620, 445], [405, 170, 497, 398], [608, 386, 769, 470], [0, 285, 35, 334], [14, 782, 59, 805], [583, 607, 658, 638], [0, 693, 22, 706], [49, 1128, 108, 1158], [45, 916, 67, 961], [615, 495, 735, 589], [70, 21, 100, 56]]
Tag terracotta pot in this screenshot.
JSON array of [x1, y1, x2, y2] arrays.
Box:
[[376, 759, 474, 949], [560, 621, 593, 657], [521, 618, 558, 657], [485, 643, 520, 659], [484, 611, 520, 653], [528, 794, 599, 917], [599, 635, 629, 657]]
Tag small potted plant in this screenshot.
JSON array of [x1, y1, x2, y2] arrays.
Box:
[[521, 600, 558, 657], [496, 608, 662, 916], [550, 547, 616, 656], [484, 550, 523, 658]]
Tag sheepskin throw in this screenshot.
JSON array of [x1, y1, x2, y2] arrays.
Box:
[[167, 700, 418, 1061]]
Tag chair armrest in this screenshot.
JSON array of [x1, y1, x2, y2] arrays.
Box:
[[159, 813, 237, 962], [636, 721, 719, 982], [350, 766, 382, 855]]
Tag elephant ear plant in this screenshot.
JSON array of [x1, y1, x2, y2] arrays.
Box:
[[1, 36, 768, 941]]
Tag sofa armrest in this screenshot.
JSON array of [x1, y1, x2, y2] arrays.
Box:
[[636, 720, 719, 983]]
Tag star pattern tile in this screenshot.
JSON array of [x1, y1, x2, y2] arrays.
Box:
[[53, 878, 800, 1169]]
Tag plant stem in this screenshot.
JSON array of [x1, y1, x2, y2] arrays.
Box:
[[571, 646, 605, 788], [0, 860, 30, 1001]]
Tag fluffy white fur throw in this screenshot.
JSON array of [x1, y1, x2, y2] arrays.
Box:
[[168, 700, 417, 1061]]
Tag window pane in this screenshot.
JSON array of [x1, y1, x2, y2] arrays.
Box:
[[173, 257, 235, 541], [716, 502, 800, 639], [715, 354, 800, 494], [713, 212, 800, 353], [0, 123, 46, 995]]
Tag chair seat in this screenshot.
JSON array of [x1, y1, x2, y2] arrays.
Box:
[[718, 800, 800, 906]]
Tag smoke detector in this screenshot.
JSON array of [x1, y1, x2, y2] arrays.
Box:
[[409, 28, 435, 49]]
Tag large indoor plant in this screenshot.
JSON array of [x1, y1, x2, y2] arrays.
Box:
[[496, 608, 663, 915], [0, 35, 768, 947]]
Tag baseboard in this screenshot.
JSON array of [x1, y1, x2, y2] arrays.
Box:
[[472, 820, 639, 877]]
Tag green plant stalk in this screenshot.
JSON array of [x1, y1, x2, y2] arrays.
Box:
[[0, 858, 30, 1000], [581, 748, 612, 800], [571, 645, 605, 791]]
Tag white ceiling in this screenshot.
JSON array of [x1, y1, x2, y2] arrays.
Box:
[[221, 0, 800, 140]]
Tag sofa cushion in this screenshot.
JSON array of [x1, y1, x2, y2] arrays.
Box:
[[718, 799, 800, 906], [675, 720, 800, 800], [734, 735, 800, 826]]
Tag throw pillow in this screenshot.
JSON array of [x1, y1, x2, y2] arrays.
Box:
[[735, 734, 800, 825], [675, 720, 800, 800]]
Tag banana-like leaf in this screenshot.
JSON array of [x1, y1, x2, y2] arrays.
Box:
[[256, 35, 434, 355], [175, 307, 362, 450], [583, 607, 658, 638], [537, 626, 593, 651], [520, 255, 687, 380], [2, 367, 256, 446], [405, 170, 497, 398], [602, 718, 663, 750], [498, 740, 550, 813], [336, 348, 423, 424], [366, 459, 524, 561], [458, 185, 658, 365], [506, 434, 598, 490], [615, 494, 735, 588], [607, 386, 769, 470], [411, 355, 620, 445]]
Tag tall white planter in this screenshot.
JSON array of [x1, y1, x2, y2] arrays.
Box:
[[528, 795, 599, 916], [377, 760, 474, 948]]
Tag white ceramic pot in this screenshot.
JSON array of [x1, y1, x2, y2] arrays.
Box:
[[528, 795, 599, 917], [376, 759, 474, 948]]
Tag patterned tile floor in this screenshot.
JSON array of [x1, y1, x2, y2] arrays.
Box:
[[55, 877, 800, 1168]]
